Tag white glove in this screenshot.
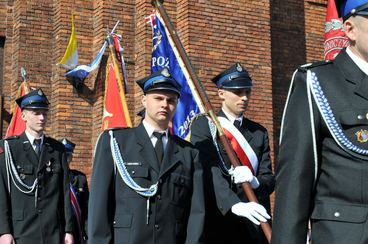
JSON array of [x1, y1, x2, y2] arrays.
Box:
[[231, 202, 270, 225], [0, 234, 15, 244], [229, 166, 260, 189]]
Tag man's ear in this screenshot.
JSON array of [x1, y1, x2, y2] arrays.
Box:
[[344, 18, 357, 42], [21, 110, 27, 122], [141, 94, 147, 108], [218, 89, 225, 100]]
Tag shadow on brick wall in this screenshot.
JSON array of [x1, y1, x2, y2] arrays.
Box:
[[270, 0, 307, 165]]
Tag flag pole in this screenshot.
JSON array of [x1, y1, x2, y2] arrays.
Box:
[[151, 0, 272, 242], [105, 34, 132, 127]]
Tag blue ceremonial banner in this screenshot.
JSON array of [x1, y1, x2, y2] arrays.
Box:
[[65, 41, 107, 80], [147, 12, 201, 139]]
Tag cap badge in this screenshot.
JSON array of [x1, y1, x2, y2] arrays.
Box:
[[161, 68, 170, 77], [38, 90, 43, 96], [236, 63, 243, 72], [355, 129, 368, 143]]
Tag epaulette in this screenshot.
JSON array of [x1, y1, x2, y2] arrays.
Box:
[[107, 126, 130, 132], [189, 112, 208, 127], [298, 60, 332, 72], [4, 135, 19, 140]]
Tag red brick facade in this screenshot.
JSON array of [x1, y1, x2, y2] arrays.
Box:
[[0, 0, 328, 180]]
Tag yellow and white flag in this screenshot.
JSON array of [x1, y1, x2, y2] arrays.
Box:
[[58, 13, 78, 69]]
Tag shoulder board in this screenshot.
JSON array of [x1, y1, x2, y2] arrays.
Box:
[[192, 113, 208, 121], [298, 60, 332, 72], [107, 126, 130, 132], [190, 113, 208, 125], [4, 135, 19, 140]]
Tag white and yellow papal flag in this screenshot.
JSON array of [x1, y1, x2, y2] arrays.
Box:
[[58, 13, 78, 69]]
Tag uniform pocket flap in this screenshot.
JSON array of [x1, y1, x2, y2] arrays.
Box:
[[171, 173, 191, 188], [339, 110, 368, 125], [127, 166, 149, 178], [12, 210, 24, 221], [311, 202, 368, 223], [113, 214, 133, 228]]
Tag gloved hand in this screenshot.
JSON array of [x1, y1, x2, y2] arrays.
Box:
[[231, 202, 270, 225], [229, 166, 260, 189], [0, 233, 15, 244]]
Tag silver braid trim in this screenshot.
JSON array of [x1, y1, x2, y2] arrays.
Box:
[[308, 71, 368, 155], [108, 130, 158, 197], [4, 140, 38, 194], [208, 118, 230, 176]]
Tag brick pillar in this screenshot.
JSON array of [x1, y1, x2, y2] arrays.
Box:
[[270, 0, 307, 159]]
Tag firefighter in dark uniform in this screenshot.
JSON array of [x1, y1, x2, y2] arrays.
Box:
[[61, 138, 89, 244], [88, 67, 205, 244], [190, 63, 274, 244], [0, 89, 73, 244], [272, 1, 368, 243]]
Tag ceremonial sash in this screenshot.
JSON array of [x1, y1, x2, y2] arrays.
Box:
[[218, 117, 259, 175], [70, 182, 85, 244]]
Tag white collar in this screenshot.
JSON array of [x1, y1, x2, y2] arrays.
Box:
[[221, 109, 243, 126], [142, 120, 168, 138], [25, 130, 44, 145], [346, 47, 368, 76]]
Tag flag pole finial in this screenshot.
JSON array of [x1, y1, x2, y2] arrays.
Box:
[[20, 67, 28, 81]]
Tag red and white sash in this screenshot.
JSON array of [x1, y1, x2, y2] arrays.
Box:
[[218, 117, 259, 175]]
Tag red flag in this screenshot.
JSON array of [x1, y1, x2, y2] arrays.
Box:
[[6, 81, 30, 137], [324, 0, 349, 60], [101, 58, 132, 130]]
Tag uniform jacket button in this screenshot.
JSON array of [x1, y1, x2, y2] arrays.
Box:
[[334, 211, 340, 217], [155, 224, 159, 229]]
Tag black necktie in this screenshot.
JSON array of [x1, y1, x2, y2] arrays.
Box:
[[34, 138, 42, 157], [233, 119, 241, 130], [153, 132, 164, 163]]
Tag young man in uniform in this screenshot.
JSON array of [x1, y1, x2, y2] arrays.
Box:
[[0, 89, 73, 244], [272, 0, 368, 243], [190, 63, 274, 243], [88, 67, 204, 244]]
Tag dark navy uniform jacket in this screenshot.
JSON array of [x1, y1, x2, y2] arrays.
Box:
[[88, 123, 205, 244], [0, 132, 73, 244], [273, 49, 368, 244], [70, 169, 89, 243], [190, 110, 275, 244]]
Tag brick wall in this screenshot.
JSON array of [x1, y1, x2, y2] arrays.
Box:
[[0, 0, 328, 183]]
